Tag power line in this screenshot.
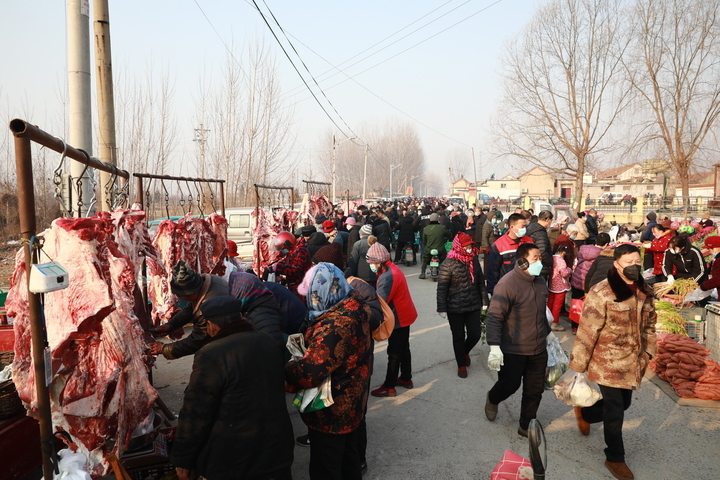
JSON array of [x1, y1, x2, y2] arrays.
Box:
[[192, 0, 249, 83], [280, 0, 458, 99], [287, 34, 474, 149], [250, 0, 359, 141]]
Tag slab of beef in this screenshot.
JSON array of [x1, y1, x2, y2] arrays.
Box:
[[298, 193, 334, 227], [7, 211, 158, 477], [252, 208, 280, 278], [148, 213, 228, 326]]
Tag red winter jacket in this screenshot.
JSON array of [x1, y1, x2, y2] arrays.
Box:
[[645, 231, 675, 275], [376, 262, 418, 327]]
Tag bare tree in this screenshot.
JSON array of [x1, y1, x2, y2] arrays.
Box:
[[627, 0, 720, 201], [318, 118, 426, 199], [200, 40, 295, 207], [115, 62, 178, 177], [446, 148, 471, 183], [492, 0, 631, 210]]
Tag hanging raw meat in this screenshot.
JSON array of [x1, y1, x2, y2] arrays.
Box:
[[147, 213, 228, 326], [7, 210, 158, 477]]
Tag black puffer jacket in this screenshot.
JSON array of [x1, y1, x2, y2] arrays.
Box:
[[243, 294, 285, 349], [372, 219, 392, 250], [436, 257, 484, 313], [397, 215, 417, 243], [526, 221, 552, 278]]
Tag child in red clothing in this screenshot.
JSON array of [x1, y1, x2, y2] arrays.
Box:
[[548, 244, 572, 331]]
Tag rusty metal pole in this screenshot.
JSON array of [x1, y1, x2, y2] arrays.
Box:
[[135, 175, 144, 210], [14, 133, 55, 480], [255, 185, 261, 276], [219, 182, 225, 218]]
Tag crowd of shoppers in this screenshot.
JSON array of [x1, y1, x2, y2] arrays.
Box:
[[153, 197, 720, 480]]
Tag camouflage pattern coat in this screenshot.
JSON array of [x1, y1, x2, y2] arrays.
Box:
[[569, 267, 656, 390]]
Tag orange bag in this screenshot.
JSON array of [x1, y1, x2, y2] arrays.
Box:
[[569, 297, 584, 323]]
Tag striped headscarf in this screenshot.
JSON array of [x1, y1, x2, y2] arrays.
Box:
[[228, 270, 273, 311]]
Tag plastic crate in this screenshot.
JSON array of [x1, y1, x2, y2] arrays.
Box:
[[685, 320, 705, 344]]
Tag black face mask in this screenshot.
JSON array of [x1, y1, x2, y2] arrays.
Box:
[[622, 265, 641, 282]]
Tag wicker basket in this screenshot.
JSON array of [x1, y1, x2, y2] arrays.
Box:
[[0, 350, 14, 369], [0, 380, 23, 419]]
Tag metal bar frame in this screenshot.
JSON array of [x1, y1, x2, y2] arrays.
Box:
[[9, 118, 132, 480]]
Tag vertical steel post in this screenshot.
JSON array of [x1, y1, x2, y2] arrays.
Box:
[[135, 175, 144, 210], [14, 134, 55, 480], [219, 182, 225, 218]]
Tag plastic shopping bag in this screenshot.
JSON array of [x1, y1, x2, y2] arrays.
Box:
[[545, 332, 569, 389], [490, 450, 534, 480], [569, 297, 584, 323], [292, 376, 334, 413], [553, 370, 602, 407], [685, 287, 712, 302], [287, 333, 335, 413]]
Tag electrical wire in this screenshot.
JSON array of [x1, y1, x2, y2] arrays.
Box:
[[250, 0, 358, 141], [279, 0, 458, 99], [192, 0, 249, 82]]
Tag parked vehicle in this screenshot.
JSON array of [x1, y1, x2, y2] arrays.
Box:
[[221, 207, 257, 259], [429, 249, 440, 282]]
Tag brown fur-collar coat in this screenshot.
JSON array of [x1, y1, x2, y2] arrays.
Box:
[[569, 267, 657, 390]]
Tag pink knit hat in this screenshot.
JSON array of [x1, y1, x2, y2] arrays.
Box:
[[366, 242, 390, 264]]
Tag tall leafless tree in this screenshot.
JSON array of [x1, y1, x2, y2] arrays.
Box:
[[627, 0, 720, 201], [492, 0, 631, 210]]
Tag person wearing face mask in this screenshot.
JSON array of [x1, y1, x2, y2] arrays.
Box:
[[662, 235, 708, 284], [367, 242, 418, 397], [486, 213, 534, 295], [484, 243, 550, 437], [436, 233, 484, 378], [700, 236, 720, 297], [569, 244, 656, 480], [554, 223, 578, 268]]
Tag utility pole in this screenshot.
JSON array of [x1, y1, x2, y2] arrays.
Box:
[[93, 0, 117, 212], [362, 144, 368, 202], [68, 0, 94, 217], [390, 164, 402, 200], [472, 147, 478, 202], [194, 124, 209, 176], [331, 135, 336, 203]]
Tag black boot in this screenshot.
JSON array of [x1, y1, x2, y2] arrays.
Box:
[[419, 263, 427, 279]]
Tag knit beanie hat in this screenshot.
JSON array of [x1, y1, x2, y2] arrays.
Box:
[[315, 213, 328, 224], [171, 260, 204, 296], [313, 243, 344, 269], [199, 295, 243, 327], [322, 220, 336, 233], [366, 242, 390, 264], [429, 213, 439, 222], [345, 217, 357, 226], [360, 224, 373, 238]]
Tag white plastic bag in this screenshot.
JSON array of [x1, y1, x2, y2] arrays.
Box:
[[553, 370, 602, 407], [286, 334, 334, 413], [545, 332, 569, 389], [545, 306, 554, 325], [684, 287, 712, 302]]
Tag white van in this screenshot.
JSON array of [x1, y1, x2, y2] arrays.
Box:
[[599, 192, 624, 205], [221, 207, 257, 260]]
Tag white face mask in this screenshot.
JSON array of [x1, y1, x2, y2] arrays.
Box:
[[465, 247, 474, 254], [369, 264, 379, 273]]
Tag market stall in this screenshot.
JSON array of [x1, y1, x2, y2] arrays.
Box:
[[3, 119, 231, 479]]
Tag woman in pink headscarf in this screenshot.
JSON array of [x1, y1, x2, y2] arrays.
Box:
[[436, 232, 485, 378]]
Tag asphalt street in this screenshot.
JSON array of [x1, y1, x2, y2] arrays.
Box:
[[154, 262, 720, 480]]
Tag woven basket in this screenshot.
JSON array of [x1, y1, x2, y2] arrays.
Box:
[[0, 380, 22, 419], [0, 351, 14, 369]]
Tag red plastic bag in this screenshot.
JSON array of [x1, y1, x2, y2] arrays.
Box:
[[569, 297, 585, 322], [491, 449, 534, 480]]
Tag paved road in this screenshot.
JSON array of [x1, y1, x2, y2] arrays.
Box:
[[154, 263, 720, 480]]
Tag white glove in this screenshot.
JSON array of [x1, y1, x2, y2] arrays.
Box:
[[438, 312, 447, 319], [667, 275, 675, 285], [487, 345, 504, 372]]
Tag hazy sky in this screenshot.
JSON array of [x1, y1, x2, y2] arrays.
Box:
[[2, 0, 541, 184]]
